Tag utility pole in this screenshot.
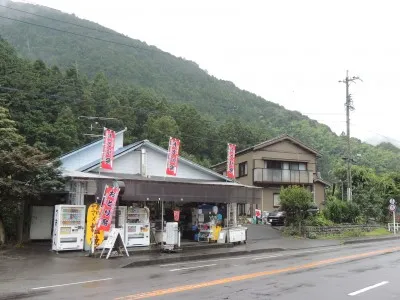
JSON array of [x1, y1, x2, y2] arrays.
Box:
[[339, 71, 362, 202]]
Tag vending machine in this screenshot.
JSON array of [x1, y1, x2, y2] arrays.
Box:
[[52, 205, 86, 251], [125, 207, 150, 247]]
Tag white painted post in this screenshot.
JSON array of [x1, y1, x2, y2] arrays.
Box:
[[393, 210, 396, 235]]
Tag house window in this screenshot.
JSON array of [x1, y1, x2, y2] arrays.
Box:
[[265, 160, 307, 171], [273, 193, 281, 208], [239, 162, 248, 177], [266, 160, 282, 169], [289, 162, 307, 171]]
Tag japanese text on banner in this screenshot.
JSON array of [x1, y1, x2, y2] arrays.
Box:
[[226, 143, 236, 179], [101, 128, 116, 170], [166, 137, 181, 176], [97, 186, 120, 232]]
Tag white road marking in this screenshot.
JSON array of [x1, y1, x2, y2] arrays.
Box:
[[169, 264, 217, 272], [251, 254, 281, 261], [160, 256, 253, 267], [348, 281, 389, 296], [251, 247, 339, 261], [31, 278, 113, 290]]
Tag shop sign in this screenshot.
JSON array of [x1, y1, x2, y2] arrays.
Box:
[[97, 185, 120, 232], [101, 128, 116, 170], [86, 203, 104, 246], [166, 137, 181, 176], [226, 143, 236, 179]]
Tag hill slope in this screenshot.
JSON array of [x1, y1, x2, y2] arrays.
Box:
[[1, 0, 400, 178]]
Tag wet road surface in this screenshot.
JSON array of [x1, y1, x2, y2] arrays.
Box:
[[1, 240, 400, 299]]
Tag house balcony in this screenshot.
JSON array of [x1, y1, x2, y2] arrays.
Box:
[[253, 168, 313, 185]]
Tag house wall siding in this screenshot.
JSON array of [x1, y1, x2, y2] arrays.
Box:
[[254, 141, 317, 172]]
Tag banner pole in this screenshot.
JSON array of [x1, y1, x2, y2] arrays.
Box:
[[91, 184, 107, 256], [164, 137, 171, 181], [99, 127, 106, 176]]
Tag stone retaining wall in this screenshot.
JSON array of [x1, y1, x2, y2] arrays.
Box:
[[304, 225, 381, 236]]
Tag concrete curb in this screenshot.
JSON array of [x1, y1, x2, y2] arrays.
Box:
[[121, 247, 285, 268], [343, 235, 400, 245]]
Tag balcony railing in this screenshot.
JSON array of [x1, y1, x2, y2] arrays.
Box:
[[253, 168, 312, 184]]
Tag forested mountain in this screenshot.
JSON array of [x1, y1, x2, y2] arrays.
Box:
[[1, 0, 400, 179]]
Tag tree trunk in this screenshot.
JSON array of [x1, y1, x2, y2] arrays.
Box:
[[0, 215, 5, 245]]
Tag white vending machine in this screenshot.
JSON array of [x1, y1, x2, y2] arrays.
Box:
[[52, 205, 86, 251], [125, 207, 150, 247]]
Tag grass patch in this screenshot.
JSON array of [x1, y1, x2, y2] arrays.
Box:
[[315, 227, 391, 240], [364, 227, 392, 237]]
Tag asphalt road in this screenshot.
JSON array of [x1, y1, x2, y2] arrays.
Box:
[[1, 240, 400, 299]]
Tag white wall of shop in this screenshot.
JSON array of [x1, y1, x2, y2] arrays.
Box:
[[93, 146, 222, 181]]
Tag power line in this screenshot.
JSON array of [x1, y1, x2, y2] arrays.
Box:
[[0, 15, 168, 56], [0, 4, 129, 39]]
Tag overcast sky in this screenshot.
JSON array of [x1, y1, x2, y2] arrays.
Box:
[[16, 0, 400, 146]]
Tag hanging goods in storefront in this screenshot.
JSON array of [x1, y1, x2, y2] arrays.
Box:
[[99, 228, 129, 259], [100, 127, 116, 170], [165, 137, 181, 176], [226, 143, 236, 179]]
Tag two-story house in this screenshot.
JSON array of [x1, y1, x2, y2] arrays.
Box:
[[212, 134, 330, 214]]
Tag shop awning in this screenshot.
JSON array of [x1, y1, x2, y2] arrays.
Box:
[[92, 173, 262, 204]]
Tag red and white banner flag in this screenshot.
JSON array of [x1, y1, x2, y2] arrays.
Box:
[[166, 137, 181, 176], [97, 185, 120, 232], [226, 143, 236, 179], [101, 128, 116, 170]]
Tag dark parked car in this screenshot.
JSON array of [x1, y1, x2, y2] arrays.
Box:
[[267, 210, 286, 226], [268, 204, 319, 226]]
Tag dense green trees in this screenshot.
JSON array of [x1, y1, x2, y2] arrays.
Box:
[[2, 34, 400, 181], [0, 106, 64, 242], [2, 2, 400, 180]]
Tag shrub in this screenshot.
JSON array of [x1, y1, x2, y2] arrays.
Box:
[[307, 232, 317, 239], [305, 213, 334, 226], [280, 185, 313, 229], [323, 197, 361, 224]]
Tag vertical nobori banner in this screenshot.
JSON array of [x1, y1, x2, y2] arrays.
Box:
[[97, 185, 120, 232], [166, 137, 181, 176], [101, 128, 116, 170], [226, 143, 236, 179]]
